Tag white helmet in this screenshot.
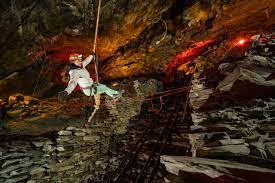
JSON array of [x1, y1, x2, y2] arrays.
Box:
[[69, 53, 82, 61]]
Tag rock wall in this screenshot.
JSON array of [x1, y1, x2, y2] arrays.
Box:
[[0, 0, 274, 98], [161, 34, 275, 181], [188, 33, 275, 161], [0, 124, 112, 183], [189, 98, 275, 161], [102, 0, 274, 79], [0, 78, 163, 183], [0, 0, 173, 79]]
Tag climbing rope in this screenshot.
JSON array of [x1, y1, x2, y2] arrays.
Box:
[[35, 84, 205, 108], [152, 11, 167, 45], [32, 52, 47, 97], [32, 64, 44, 97], [145, 86, 191, 101], [154, 18, 167, 45], [86, 0, 102, 122], [87, 86, 192, 108], [93, 0, 102, 83], [102, 0, 120, 10], [150, 97, 163, 113]]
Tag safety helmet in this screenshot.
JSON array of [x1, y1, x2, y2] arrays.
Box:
[[69, 53, 82, 61]]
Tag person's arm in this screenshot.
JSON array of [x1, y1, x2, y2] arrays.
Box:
[[65, 70, 78, 94], [82, 55, 94, 68]]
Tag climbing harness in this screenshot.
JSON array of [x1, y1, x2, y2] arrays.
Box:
[[150, 97, 163, 114]]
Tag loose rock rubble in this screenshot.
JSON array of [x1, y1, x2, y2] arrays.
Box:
[[161, 33, 275, 182], [162, 96, 275, 182], [0, 125, 112, 183], [189, 71, 213, 111]]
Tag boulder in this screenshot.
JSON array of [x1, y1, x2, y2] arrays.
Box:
[[265, 142, 275, 160], [160, 155, 275, 181], [197, 144, 250, 157]]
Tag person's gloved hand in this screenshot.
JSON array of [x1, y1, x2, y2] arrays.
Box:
[[58, 91, 68, 101], [91, 52, 97, 60]]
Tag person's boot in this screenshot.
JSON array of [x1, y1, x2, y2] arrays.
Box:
[[113, 89, 125, 99]]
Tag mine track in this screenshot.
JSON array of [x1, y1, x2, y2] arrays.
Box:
[[104, 83, 192, 183]]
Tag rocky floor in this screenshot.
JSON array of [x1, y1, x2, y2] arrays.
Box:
[[161, 97, 275, 183], [190, 97, 275, 162]]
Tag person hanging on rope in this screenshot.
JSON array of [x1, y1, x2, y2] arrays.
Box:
[[58, 53, 124, 123], [58, 53, 123, 100]]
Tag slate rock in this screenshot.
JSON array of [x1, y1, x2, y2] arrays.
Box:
[[265, 142, 275, 160], [197, 144, 250, 157], [58, 130, 72, 136]]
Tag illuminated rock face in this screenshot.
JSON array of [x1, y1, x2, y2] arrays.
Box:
[[0, 0, 274, 97], [0, 0, 173, 78], [101, 0, 274, 79]]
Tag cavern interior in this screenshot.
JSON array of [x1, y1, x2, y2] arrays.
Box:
[[0, 0, 275, 182]]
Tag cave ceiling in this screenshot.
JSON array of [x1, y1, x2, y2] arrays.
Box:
[[0, 0, 274, 97]]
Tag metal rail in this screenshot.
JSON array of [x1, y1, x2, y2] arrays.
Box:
[[104, 115, 157, 183], [134, 102, 183, 183], [105, 88, 190, 182]]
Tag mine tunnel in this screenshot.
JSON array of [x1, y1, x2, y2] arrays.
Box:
[[0, 0, 275, 182]]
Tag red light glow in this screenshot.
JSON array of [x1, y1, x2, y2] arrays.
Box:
[[164, 39, 219, 83], [238, 39, 245, 45], [235, 38, 249, 46]]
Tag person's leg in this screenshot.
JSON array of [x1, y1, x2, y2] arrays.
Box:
[[97, 84, 119, 97], [88, 94, 101, 123]]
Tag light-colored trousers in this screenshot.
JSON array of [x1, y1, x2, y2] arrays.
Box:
[[77, 78, 119, 97], [75, 78, 120, 123]]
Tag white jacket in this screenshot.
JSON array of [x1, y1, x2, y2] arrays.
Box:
[[65, 55, 94, 94]]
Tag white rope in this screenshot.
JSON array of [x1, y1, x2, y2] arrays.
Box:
[[155, 18, 167, 45], [93, 0, 102, 82], [152, 12, 167, 45], [102, 0, 120, 10], [88, 0, 102, 124]]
